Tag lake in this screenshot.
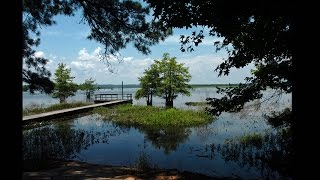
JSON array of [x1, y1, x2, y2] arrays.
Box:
[[23, 87, 292, 179]]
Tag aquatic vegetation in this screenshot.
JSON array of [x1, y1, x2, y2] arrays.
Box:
[[239, 133, 264, 147], [93, 104, 214, 127], [134, 152, 153, 171]]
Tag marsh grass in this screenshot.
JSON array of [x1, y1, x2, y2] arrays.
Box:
[[23, 102, 93, 116], [93, 104, 213, 127], [225, 132, 264, 148], [134, 152, 153, 171], [239, 133, 264, 147]]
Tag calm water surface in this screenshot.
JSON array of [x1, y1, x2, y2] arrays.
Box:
[[23, 88, 292, 179]]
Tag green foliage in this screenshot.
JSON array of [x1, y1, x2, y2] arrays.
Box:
[[79, 78, 97, 98], [23, 0, 75, 93], [93, 104, 213, 127], [264, 108, 293, 129], [146, 1, 294, 116], [23, 84, 29, 92], [135, 63, 161, 106], [135, 53, 192, 108], [239, 133, 264, 147], [23, 0, 172, 93], [52, 63, 78, 103], [224, 133, 264, 148], [23, 102, 93, 116], [157, 53, 192, 108]]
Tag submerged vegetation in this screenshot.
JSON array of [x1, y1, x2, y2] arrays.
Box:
[[93, 104, 213, 127], [23, 102, 93, 116]]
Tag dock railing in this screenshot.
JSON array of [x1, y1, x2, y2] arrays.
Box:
[[94, 94, 132, 103]]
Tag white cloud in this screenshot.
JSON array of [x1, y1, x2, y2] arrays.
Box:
[[71, 61, 95, 70], [37, 48, 254, 85], [177, 55, 253, 84], [34, 51, 45, 58], [77, 47, 102, 61]]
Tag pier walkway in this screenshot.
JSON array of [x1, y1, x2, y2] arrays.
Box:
[[23, 99, 132, 124]]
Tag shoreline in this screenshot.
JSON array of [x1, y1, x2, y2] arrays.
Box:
[[23, 160, 239, 180]]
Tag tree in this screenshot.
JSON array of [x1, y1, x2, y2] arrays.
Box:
[[22, 84, 29, 92], [145, 4, 296, 175], [79, 78, 97, 99], [136, 53, 191, 108], [52, 63, 78, 103], [135, 64, 160, 106], [146, 1, 294, 115], [23, 0, 172, 94], [157, 53, 192, 108]]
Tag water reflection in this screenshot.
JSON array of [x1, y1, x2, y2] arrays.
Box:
[[23, 115, 128, 161], [23, 88, 292, 179], [98, 118, 193, 154], [141, 127, 191, 154], [23, 113, 292, 179], [188, 131, 292, 179]]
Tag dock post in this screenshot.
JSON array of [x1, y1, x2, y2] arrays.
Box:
[[121, 81, 123, 100]]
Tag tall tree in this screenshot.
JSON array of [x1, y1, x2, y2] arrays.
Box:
[[157, 53, 192, 108], [52, 63, 78, 103], [22, 0, 172, 94], [135, 64, 160, 106], [136, 53, 191, 108], [146, 0, 294, 115], [79, 78, 97, 99]]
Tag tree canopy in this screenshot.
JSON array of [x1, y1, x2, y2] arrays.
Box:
[[79, 78, 97, 99], [135, 53, 191, 108], [146, 0, 294, 115], [23, 0, 172, 94], [52, 63, 77, 103], [23, 0, 295, 116], [135, 63, 160, 106]]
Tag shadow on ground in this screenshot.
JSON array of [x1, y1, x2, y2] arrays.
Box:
[[23, 160, 239, 180]]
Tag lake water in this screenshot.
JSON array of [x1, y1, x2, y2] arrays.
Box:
[[23, 88, 292, 179]]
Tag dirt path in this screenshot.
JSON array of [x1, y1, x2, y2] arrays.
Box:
[[23, 160, 238, 180]]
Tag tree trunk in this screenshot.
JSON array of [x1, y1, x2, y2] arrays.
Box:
[[86, 91, 91, 99], [147, 94, 152, 106], [59, 96, 66, 103], [165, 100, 173, 108]]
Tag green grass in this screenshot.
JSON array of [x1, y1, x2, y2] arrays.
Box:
[[23, 102, 93, 116], [239, 133, 264, 147], [93, 104, 213, 127], [225, 132, 264, 148]]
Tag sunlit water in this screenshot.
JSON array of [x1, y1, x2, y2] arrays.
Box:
[[23, 88, 292, 179]]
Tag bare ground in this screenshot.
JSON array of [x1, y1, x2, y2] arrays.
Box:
[[23, 160, 239, 180]]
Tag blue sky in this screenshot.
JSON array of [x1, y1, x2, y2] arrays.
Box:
[[32, 11, 254, 85]]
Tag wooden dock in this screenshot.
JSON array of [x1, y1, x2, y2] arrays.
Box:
[[23, 99, 132, 125], [94, 94, 132, 103]]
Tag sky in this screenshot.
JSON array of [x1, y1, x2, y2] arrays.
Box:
[[32, 11, 255, 85]]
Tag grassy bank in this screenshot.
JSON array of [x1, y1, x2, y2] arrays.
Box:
[[23, 102, 93, 116], [93, 104, 213, 127]]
